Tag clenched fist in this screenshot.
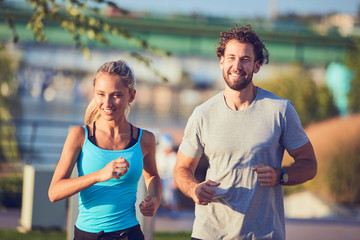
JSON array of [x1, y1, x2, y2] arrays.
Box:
[[97, 157, 130, 182]]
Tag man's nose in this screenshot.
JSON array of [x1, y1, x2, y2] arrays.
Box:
[[234, 58, 242, 69]]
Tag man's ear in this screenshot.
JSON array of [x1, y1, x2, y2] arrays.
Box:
[[254, 60, 261, 73], [219, 56, 225, 70]]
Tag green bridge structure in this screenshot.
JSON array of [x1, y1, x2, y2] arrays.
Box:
[[0, 5, 355, 68]]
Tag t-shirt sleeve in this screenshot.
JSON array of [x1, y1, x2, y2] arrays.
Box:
[[281, 100, 310, 151], [178, 108, 204, 158]]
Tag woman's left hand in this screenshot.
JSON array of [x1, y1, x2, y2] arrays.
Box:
[[139, 195, 160, 217]]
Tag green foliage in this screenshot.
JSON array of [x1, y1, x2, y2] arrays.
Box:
[[0, 173, 23, 208], [0, 229, 66, 240], [0, 229, 191, 240], [316, 85, 339, 122], [0, 49, 21, 164], [0, 0, 19, 43], [344, 37, 360, 114], [0, 50, 18, 98], [258, 65, 339, 126], [326, 141, 360, 206], [1, 0, 170, 81]]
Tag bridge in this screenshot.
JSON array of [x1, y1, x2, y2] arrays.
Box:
[[0, 5, 354, 67]]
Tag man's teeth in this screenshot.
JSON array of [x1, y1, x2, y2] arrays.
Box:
[[104, 109, 112, 112], [231, 72, 246, 77]]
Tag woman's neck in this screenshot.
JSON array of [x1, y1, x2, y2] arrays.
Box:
[[97, 118, 129, 138]]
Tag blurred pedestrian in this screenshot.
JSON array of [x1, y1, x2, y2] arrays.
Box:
[[48, 59, 162, 240], [156, 134, 179, 217], [174, 25, 317, 240]]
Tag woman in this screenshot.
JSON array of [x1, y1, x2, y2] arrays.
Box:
[[48, 60, 162, 240]]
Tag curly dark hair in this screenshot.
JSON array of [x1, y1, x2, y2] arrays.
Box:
[[216, 24, 269, 65]]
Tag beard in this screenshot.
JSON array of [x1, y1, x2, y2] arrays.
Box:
[[223, 70, 254, 91]]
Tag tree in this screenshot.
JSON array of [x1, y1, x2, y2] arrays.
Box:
[[0, 49, 21, 167], [257, 65, 339, 127], [344, 37, 360, 114], [1, 0, 170, 81], [0, 0, 172, 165]]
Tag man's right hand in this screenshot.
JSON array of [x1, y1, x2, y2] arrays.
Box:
[[192, 180, 220, 205]]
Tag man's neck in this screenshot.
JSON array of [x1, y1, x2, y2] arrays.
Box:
[[223, 84, 258, 111]]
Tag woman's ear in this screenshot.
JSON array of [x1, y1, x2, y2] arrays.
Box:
[[129, 89, 136, 103]]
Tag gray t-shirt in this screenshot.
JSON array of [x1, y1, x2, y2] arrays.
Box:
[[179, 87, 309, 240]]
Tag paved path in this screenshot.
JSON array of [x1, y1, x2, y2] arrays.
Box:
[[285, 218, 360, 240], [155, 213, 360, 240], [0, 208, 21, 229], [1, 208, 360, 239]]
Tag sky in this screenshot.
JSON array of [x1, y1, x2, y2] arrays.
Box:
[[114, 0, 360, 19]]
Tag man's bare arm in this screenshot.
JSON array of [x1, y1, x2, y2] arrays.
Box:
[[283, 141, 317, 185], [174, 151, 219, 205]]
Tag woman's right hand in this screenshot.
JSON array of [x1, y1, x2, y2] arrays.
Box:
[[97, 157, 130, 182]]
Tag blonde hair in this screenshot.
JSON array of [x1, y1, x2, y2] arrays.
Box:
[[84, 60, 136, 125]]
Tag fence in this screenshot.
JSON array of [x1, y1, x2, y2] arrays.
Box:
[[0, 119, 82, 165]]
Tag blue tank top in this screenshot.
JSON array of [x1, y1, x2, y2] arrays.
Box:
[[75, 126, 144, 233]]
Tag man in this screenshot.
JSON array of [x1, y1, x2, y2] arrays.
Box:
[[174, 25, 317, 240]]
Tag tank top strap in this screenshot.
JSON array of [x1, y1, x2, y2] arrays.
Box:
[[125, 124, 139, 149], [86, 121, 96, 146]]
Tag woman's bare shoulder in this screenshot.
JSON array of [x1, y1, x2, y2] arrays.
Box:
[[140, 129, 156, 149], [67, 125, 86, 146]]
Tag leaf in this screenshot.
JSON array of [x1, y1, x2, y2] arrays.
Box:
[[2, 0, 171, 82], [87, 29, 96, 39], [81, 46, 91, 60]]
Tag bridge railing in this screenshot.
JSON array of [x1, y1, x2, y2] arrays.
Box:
[[0, 119, 82, 166]]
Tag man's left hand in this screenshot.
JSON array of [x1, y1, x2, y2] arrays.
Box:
[[253, 164, 280, 187]]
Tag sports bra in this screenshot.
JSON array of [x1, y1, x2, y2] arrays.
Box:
[[86, 121, 138, 149]]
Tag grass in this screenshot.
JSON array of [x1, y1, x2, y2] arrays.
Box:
[[0, 229, 66, 240], [0, 229, 192, 240]]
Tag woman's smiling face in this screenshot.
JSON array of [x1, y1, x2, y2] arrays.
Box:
[[94, 73, 135, 122]]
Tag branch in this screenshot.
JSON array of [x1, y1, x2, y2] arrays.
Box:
[[1, 0, 19, 43], [4, 0, 171, 81]]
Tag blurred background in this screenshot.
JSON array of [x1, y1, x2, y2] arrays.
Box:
[[0, 0, 360, 239]]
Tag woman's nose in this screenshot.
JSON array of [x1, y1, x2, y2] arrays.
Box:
[[104, 96, 112, 107]]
